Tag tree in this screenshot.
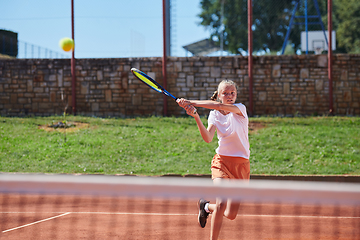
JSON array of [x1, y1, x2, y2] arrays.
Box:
[[199, 0, 356, 54], [199, 0, 248, 54], [253, 0, 299, 52], [199, 0, 298, 54], [333, 0, 360, 53], [199, 0, 360, 54]]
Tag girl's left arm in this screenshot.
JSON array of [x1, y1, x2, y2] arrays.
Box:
[[178, 99, 243, 116], [179, 102, 216, 143]]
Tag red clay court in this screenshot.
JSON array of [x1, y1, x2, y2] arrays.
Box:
[[1, 174, 359, 239]]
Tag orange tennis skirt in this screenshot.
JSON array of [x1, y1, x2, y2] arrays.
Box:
[[211, 154, 250, 180]]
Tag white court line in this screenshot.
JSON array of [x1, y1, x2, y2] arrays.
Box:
[[0, 212, 197, 217], [238, 214, 360, 220], [2, 212, 360, 233], [69, 212, 360, 219], [2, 212, 71, 233], [5, 212, 356, 219]]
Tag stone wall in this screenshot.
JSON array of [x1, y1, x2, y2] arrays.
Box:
[[0, 54, 359, 117]]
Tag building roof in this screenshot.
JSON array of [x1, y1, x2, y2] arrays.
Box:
[[182, 39, 220, 56]]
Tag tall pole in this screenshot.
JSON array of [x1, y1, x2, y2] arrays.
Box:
[[248, 0, 253, 116], [328, 0, 333, 113], [220, 0, 225, 56], [162, 0, 168, 116], [71, 0, 76, 115]]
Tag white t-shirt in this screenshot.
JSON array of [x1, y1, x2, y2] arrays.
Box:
[[208, 103, 250, 159]]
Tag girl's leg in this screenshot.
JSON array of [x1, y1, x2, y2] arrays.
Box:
[[209, 198, 227, 240], [207, 199, 240, 240], [224, 199, 240, 220], [207, 199, 240, 220]]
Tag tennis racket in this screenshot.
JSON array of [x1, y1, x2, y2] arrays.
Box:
[[131, 68, 196, 114]]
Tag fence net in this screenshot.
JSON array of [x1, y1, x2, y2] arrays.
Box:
[[1, 173, 359, 240]]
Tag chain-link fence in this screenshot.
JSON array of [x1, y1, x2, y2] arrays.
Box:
[[0, 32, 69, 59]]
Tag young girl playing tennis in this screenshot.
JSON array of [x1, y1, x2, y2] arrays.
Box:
[[177, 80, 250, 240]]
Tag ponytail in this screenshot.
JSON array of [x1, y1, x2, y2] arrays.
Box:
[[210, 91, 218, 101]]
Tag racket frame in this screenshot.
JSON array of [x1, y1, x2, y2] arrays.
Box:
[[131, 68, 196, 114], [131, 68, 177, 100]]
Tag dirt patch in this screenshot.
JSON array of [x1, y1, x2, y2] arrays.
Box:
[[38, 121, 90, 133], [38, 120, 266, 134], [249, 121, 267, 133]]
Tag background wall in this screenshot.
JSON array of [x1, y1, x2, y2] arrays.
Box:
[[0, 54, 359, 117]]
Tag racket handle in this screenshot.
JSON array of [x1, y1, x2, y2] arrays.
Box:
[[176, 98, 197, 115], [189, 105, 197, 114]]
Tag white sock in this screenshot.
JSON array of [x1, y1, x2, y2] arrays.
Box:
[[204, 203, 210, 213]]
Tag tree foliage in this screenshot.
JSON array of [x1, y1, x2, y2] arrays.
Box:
[[334, 0, 360, 53], [198, 0, 360, 54]]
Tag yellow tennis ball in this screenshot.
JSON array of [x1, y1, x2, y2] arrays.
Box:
[[59, 37, 74, 52]]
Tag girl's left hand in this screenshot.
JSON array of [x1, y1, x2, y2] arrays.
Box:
[[185, 105, 198, 117]]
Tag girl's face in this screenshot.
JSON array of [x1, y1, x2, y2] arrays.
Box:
[[218, 83, 237, 104]]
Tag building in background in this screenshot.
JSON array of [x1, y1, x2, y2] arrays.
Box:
[[0, 30, 18, 58]]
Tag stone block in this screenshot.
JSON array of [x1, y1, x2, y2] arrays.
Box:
[[27, 80, 33, 92], [92, 102, 99, 112], [174, 62, 182, 72], [10, 94, 17, 104], [18, 98, 28, 104], [33, 87, 44, 93], [57, 69, 63, 87], [317, 55, 327, 67], [211, 67, 221, 78], [300, 68, 309, 78], [97, 70, 103, 81], [283, 83, 290, 94], [132, 94, 142, 105], [315, 79, 323, 91], [48, 74, 57, 81], [340, 70, 348, 81], [50, 92, 56, 102], [122, 77, 128, 89], [343, 91, 351, 102], [34, 75, 44, 82], [187, 75, 194, 87], [81, 82, 89, 94], [272, 64, 281, 78], [105, 90, 112, 102], [39, 103, 51, 109], [300, 95, 307, 106], [259, 91, 267, 101]]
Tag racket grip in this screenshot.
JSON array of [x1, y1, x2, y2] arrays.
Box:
[[186, 104, 197, 115], [190, 105, 197, 114]]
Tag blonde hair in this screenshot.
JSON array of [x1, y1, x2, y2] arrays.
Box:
[[210, 80, 238, 101]]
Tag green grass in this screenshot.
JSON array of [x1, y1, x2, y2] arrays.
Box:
[[0, 116, 359, 176], [250, 117, 360, 175]]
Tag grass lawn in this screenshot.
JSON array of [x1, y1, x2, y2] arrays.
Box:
[[0, 116, 359, 176]]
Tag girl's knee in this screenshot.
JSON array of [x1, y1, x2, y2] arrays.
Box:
[[225, 203, 240, 220], [215, 201, 227, 213], [226, 212, 237, 220]]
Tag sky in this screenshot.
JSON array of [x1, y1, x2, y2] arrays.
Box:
[[1, 0, 211, 59]]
